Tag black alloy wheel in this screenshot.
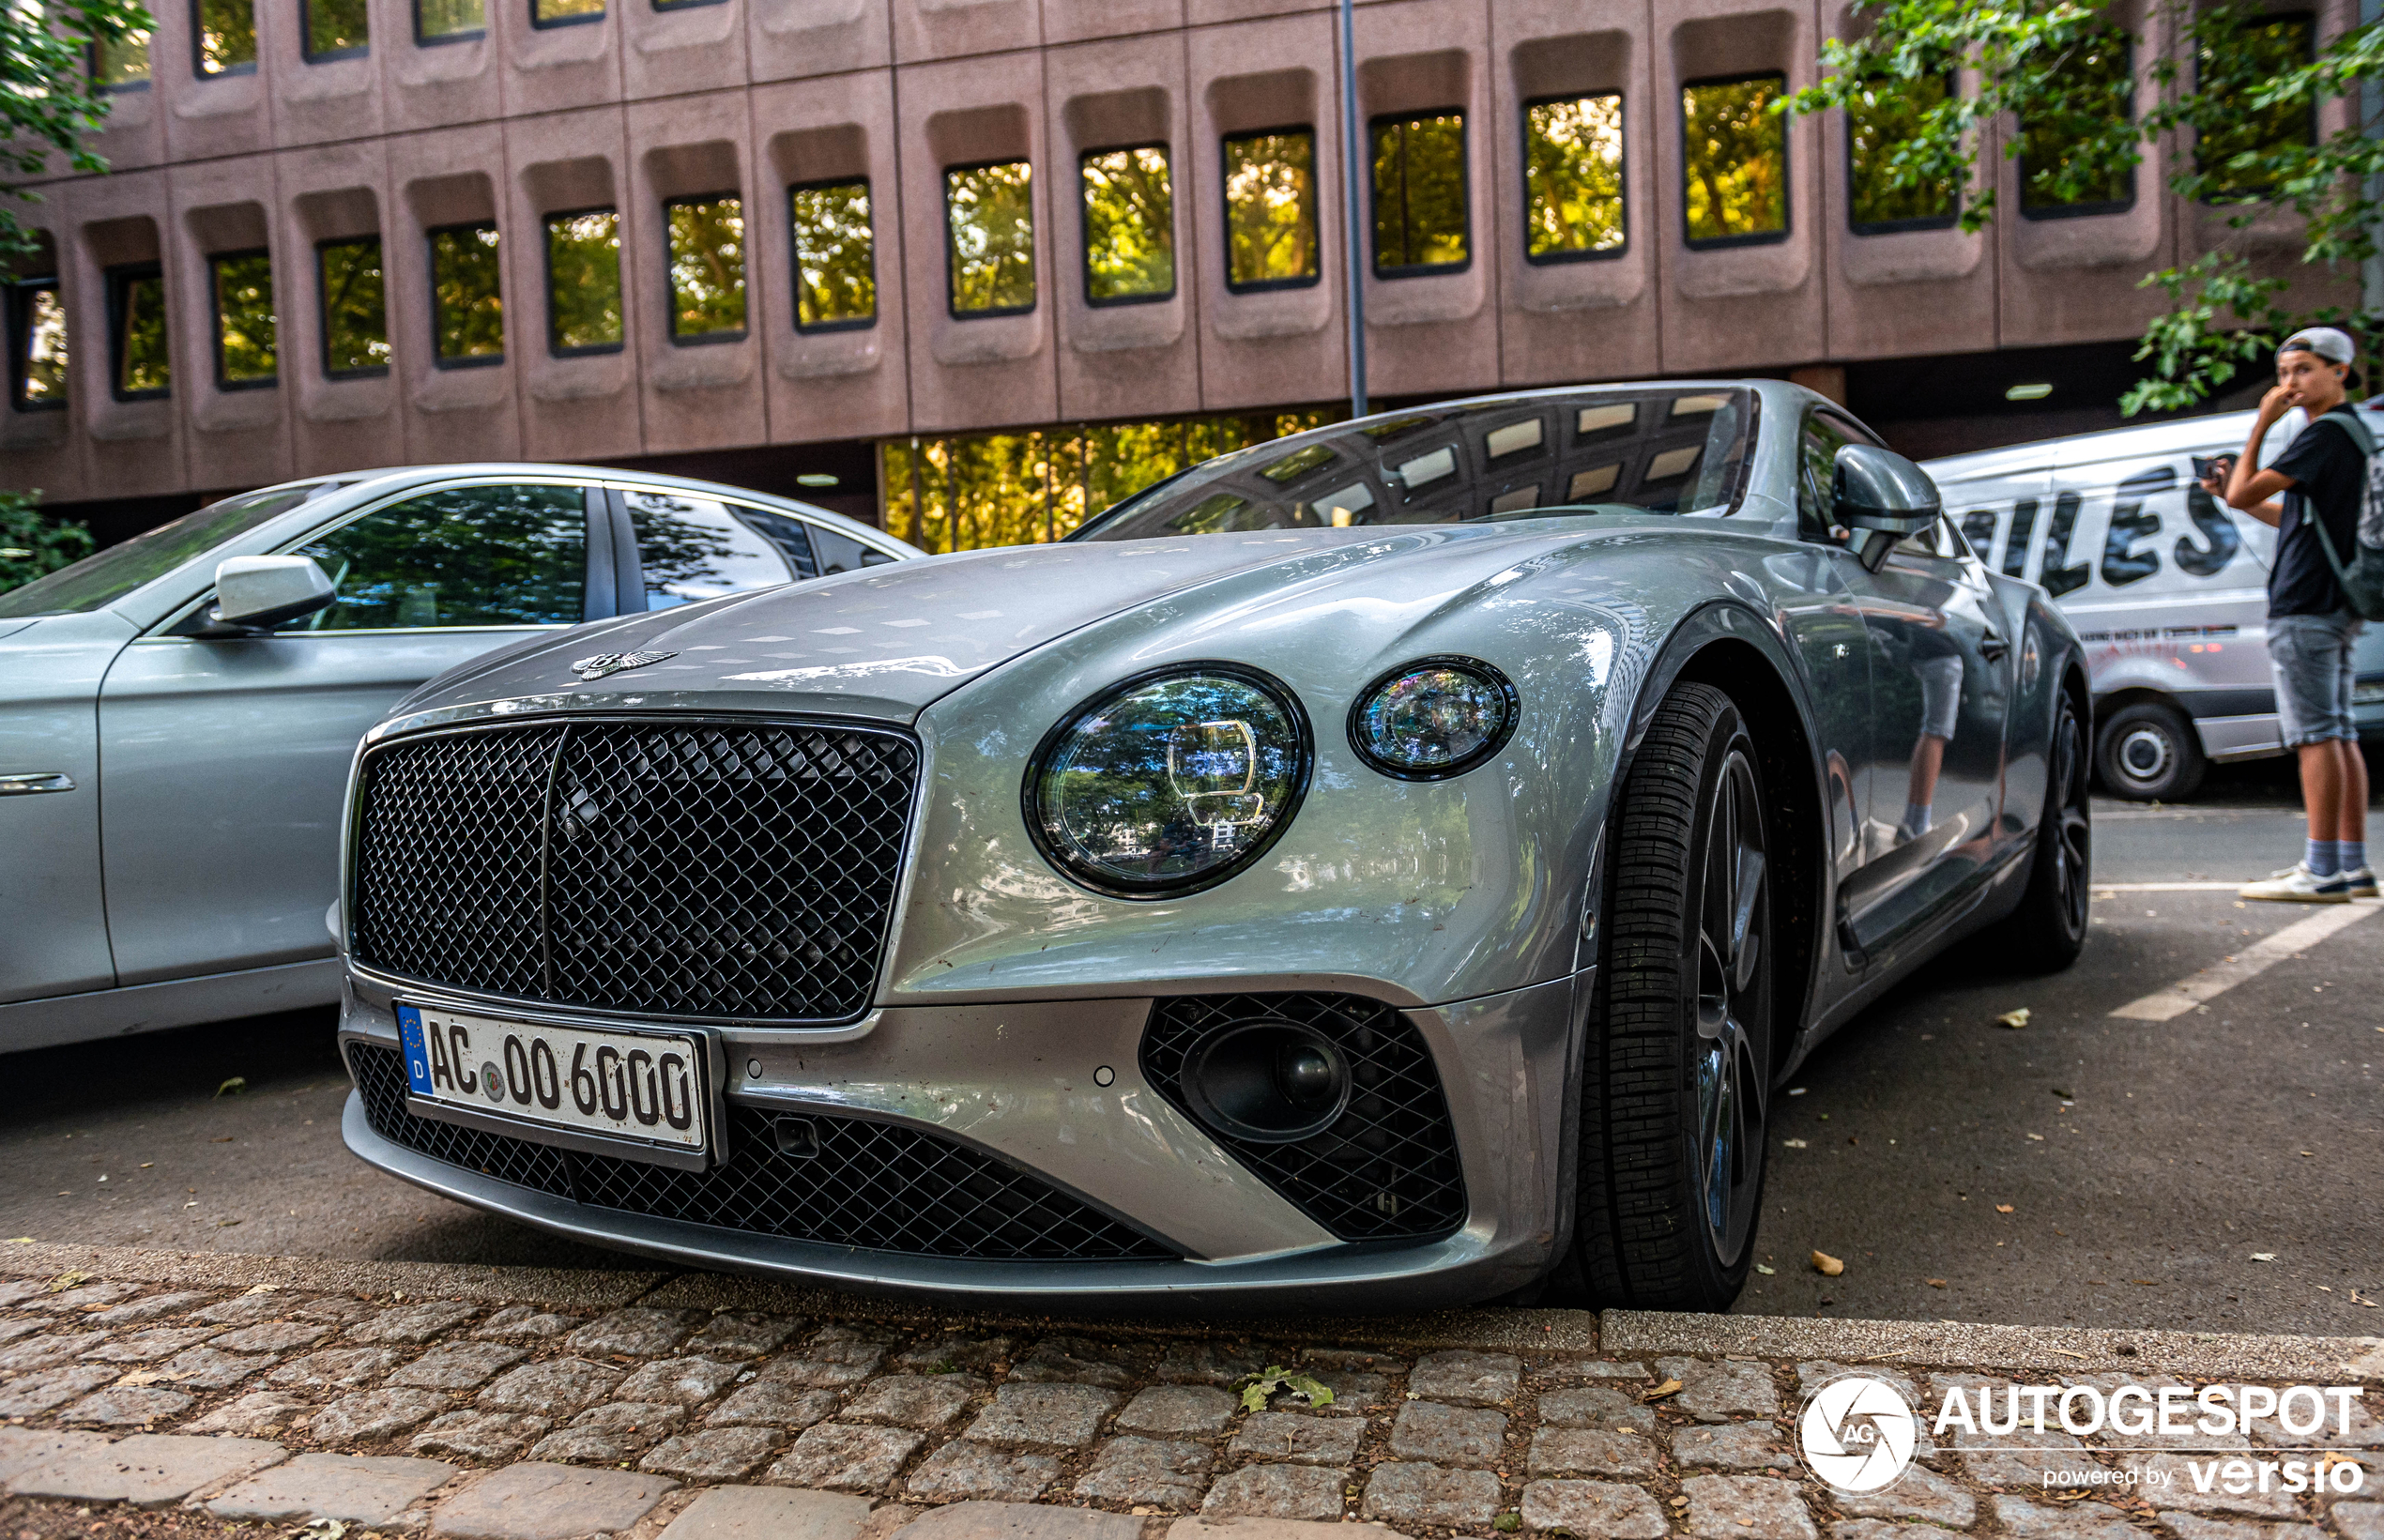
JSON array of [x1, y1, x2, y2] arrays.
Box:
[[1992, 689, 2092, 970], [1569, 681, 1775, 1311]]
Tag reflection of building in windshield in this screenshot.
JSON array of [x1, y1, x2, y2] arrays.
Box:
[[1081, 388, 1757, 542]]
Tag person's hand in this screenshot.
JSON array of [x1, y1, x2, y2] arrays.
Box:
[[2257, 381, 2300, 422], [2198, 454, 2236, 494]]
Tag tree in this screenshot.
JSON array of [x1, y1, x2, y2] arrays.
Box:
[[0, 489, 95, 594], [2, 0, 154, 263], [1785, 0, 2384, 412]]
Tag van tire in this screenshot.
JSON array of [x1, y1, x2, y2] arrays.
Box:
[[2094, 700, 2205, 801]]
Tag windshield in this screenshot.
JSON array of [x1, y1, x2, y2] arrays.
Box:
[[1073, 388, 1757, 541], [0, 480, 351, 619]]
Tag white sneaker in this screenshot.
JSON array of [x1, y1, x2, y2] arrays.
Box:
[[2344, 865, 2379, 899], [2241, 864, 2352, 903]]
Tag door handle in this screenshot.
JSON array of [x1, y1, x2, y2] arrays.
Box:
[[1979, 630, 2010, 663], [0, 771, 76, 795]]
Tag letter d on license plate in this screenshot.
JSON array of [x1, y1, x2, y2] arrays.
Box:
[[396, 1003, 708, 1159]]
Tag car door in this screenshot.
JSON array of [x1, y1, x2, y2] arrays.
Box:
[[1779, 414, 1878, 898], [95, 480, 609, 987], [1823, 415, 2013, 946]]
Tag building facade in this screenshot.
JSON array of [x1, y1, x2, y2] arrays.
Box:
[[0, 0, 2352, 543]]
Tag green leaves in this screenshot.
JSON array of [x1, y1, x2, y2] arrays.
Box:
[[1788, 0, 2384, 412], [1236, 1365, 1337, 1414], [0, 491, 94, 598], [1, 0, 154, 261]]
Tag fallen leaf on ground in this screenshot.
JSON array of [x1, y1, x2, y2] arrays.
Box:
[[243, 1283, 281, 1295], [2250, 1253, 2277, 1262], [1235, 1366, 1336, 1413], [1925, 1278, 1948, 1288], [1782, 1138, 1809, 1149], [1812, 1250, 1846, 1276], [116, 1369, 168, 1387], [1994, 1204, 2014, 1213], [1996, 1008, 2031, 1029], [1754, 1264, 1776, 1275], [47, 1271, 92, 1291], [215, 1076, 247, 1097], [2131, 1279, 2159, 1287], [1646, 1379, 1685, 1400]]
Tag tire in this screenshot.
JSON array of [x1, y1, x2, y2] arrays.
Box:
[[1569, 682, 1775, 1312], [2094, 699, 2205, 801], [1988, 689, 2092, 972]]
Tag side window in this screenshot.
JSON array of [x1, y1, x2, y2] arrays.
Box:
[[296, 483, 588, 631], [808, 523, 896, 576], [626, 492, 801, 609]]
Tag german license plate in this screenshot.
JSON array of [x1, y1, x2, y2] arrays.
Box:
[[396, 1004, 707, 1153]]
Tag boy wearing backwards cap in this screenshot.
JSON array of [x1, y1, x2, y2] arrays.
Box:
[[2202, 327, 2374, 901]]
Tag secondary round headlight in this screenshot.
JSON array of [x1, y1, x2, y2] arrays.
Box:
[[1027, 665, 1311, 897], [1349, 657, 1518, 779]]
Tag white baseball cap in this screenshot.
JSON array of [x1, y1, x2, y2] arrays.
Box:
[[2280, 326, 2355, 365]]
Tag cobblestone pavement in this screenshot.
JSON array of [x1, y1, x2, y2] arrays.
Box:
[[2, 1262, 2380, 1540]]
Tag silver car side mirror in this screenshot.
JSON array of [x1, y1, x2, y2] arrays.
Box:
[[1832, 444, 1941, 572], [203, 555, 336, 634]]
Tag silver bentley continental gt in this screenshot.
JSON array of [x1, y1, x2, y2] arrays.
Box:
[[336, 381, 2091, 1313]]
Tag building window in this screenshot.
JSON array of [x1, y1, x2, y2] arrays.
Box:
[[1369, 112, 1468, 276], [317, 236, 389, 377], [107, 264, 169, 400], [2197, 12, 2314, 197], [944, 160, 1035, 317], [1681, 72, 1788, 246], [1222, 128, 1319, 292], [2020, 30, 2134, 217], [1847, 74, 1959, 232], [428, 221, 503, 367], [302, 0, 367, 59], [532, 0, 603, 28], [210, 249, 277, 389], [789, 179, 875, 332], [193, 0, 256, 74], [1523, 95, 1626, 263], [1080, 145, 1174, 305], [92, 24, 152, 90], [8, 280, 68, 412], [665, 195, 746, 343], [544, 207, 622, 355], [415, 0, 484, 42]]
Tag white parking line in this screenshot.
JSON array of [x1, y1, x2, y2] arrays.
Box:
[[2092, 882, 2245, 892], [2108, 903, 2381, 1021]]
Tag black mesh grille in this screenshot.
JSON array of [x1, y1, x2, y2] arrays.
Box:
[[1140, 993, 1466, 1242], [350, 719, 918, 1023], [347, 1044, 1172, 1262], [350, 1038, 574, 1196]]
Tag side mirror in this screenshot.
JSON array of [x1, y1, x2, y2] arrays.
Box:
[[202, 555, 336, 635], [1832, 444, 1941, 572]]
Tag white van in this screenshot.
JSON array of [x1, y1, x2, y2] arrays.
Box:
[[1923, 406, 2384, 800]]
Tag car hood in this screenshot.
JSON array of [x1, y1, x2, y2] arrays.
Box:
[[379, 520, 1631, 731]]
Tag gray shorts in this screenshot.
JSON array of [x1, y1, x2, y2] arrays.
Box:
[[2269, 610, 2365, 746], [1915, 654, 1963, 740]]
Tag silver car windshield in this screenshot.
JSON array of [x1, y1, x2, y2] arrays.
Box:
[[1072, 388, 1756, 541], [0, 480, 351, 619]]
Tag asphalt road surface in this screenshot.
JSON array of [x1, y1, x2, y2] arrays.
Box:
[[5, 760, 2376, 1334]]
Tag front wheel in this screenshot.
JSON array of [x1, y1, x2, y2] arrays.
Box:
[[1569, 682, 1774, 1312], [1989, 689, 2092, 971]]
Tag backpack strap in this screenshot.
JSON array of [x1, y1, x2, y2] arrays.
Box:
[[2308, 407, 2371, 585]]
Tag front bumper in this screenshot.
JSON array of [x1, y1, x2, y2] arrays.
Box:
[[338, 970, 1585, 1312]]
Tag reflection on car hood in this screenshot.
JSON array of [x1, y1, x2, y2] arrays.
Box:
[[394, 531, 1541, 725]]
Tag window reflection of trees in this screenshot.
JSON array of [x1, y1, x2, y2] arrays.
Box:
[[1681, 75, 1787, 243], [1370, 113, 1468, 273], [790, 181, 875, 330], [544, 209, 622, 354], [1223, 130, 1319, 290], [666, 197, 747, 340], [945, 161, 1036, 315], [211, 252, 276, 387], [430, 223, 503, 363], [297, 485, 586, 631], [319, 238, 389, 375], [1524, 96, 1626, 260], [1080, 146, 1174, 303]]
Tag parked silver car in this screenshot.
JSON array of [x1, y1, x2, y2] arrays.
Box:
[[0, 466, 917, 1051], [1925, 405, 2384, 800], [337, 383, 2090, 1312]]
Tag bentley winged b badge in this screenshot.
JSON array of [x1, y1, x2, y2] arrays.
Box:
[[570, 650, 676, 682]]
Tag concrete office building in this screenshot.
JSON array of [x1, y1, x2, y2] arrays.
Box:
[[0, 0, 2353, 544]]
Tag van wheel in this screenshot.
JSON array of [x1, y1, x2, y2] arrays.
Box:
[[1568, 682, 1771, 1313], [2095, 700, 2205, 801]]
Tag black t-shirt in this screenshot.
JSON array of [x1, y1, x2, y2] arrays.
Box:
[[2269, 414, 2368, 617]]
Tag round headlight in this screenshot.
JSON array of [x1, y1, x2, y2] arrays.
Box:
[[1349, 657, 1518, 779], [1027, 665, 1311, 897]]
